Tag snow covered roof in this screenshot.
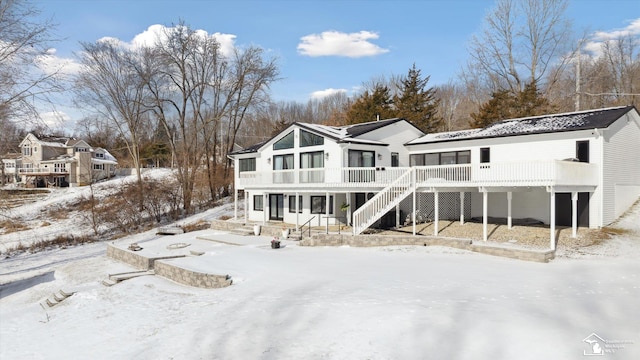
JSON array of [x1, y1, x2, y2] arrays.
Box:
[[408, 106, 636, 145]]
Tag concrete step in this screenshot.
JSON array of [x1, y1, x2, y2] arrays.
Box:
[[107, 270, 154, 283], [39, 289, 75, 308]]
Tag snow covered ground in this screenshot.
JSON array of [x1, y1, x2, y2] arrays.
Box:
[[1, 176, 639, 359]]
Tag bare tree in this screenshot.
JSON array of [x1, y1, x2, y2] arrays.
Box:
[[75, 39, 150, 208], [144, 23, 224, 212], [467, 0, 573, 93], [0, 0, 61, 185], [221, 46, 278, 190]]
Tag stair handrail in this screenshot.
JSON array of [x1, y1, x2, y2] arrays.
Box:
[[352, 168, 415, 235], [299, 216, 316, 238]]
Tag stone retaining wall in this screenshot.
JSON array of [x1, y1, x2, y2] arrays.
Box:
[[106, 243, 185, 270], [300, 234, 555, 263], [210, 220, 244, 231], [154, 260, 232, 289], [301, 234, 472, 249], [470, 243, 555, 262]]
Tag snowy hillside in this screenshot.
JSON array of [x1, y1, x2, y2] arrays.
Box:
[[1, 181, 639, 359]]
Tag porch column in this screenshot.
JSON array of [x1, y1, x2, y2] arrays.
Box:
[[482, 191, 488, 242], [396, 203, 400, 228], [550, 191, 556, 250], [263, 194, 267, 225], [571, 191, 578, 238], [296, 192, 300, 231], [244, 192, 248, 225], [434, 191, 439, 236], [325, 192, 330, 234], [234, 188, 238, 220], [507, 191, 513, 229], [412, 188, 417, 236], [459, 192, 465, 225]]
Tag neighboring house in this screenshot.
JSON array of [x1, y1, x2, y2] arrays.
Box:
[[229, 106, 640, 249], [18, 133, 118, 187], [1, 153, 22, 184]]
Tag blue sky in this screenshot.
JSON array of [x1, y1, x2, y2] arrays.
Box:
[[32, 0, 640, 129]]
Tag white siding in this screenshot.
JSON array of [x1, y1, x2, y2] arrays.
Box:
[[408, 130, 599, 164], [602, 110, 640, 225], [356, 121, 424, 166]]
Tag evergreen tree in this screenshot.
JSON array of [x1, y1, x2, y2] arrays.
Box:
[[394, 64, 442, 133], [469, 89, 515, 128], [470, 81, 554, 128], [345, 83, 395, 124]]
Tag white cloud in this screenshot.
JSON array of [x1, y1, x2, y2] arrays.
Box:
[[583, 18, 640, 58], [39, 110, 74, 131], [36, 48, 83, 78], [297, 30, 389, 58], [122, 24, 236, 57], [310, 88, 347, 99]]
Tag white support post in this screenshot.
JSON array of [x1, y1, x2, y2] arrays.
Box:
[[396, 203, 400, 228], [325, 192, 330, 234], [459, 192, 465, 225], [263, 194, 267, 225], [296, 192, 300, 231], [483, 191, 488, 242], [571, 191, 578, 238], [550, 191, 556, 250], [244, 192, 248, 225], [507, 191, 513, 230], [234, 188, 238, 220], [412, 188, 417, 236], [434, 191, 439, 236]]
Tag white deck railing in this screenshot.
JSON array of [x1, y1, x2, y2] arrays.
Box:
[[237, 161, 598, 189], [18, 167, 69, 174]]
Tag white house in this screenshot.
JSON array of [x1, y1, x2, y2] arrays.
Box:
[[18, 133, 118, 187], [1, 153, 22, 184], [230, 106, 640, 249]]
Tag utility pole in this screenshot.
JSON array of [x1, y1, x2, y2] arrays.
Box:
[[575, 45, 581, 112]]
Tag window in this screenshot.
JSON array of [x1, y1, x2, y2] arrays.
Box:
[[424, 153, 439, 165], [93, 164, 104, 170], [410, 154, 424, 166], [95, 153, 104, 159], [391, 153, 399, 167], [22, 145, 32, 156], [311, 195, 333, 214], [273, 131, 294, 150], [273, 154, 294, 170], [576, 141, 589, 163], [457, 150, 471, 164], [33, 147, 37, 153], [348, 150, 375, 167], [300, 151, 324, 183], [75, 147, 88, 152], [480, 148, 490, 163], [411, 151, 472, 166], [253, 195, 263, 211], [289, 195, 303, 213], [300, 151, 323, 168], [239, 158, 256, 172], [54, 163, 65, 172], [300, 130, 324, 147]]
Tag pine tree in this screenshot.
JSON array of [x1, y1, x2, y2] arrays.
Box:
[[469, 89, 515, 128], [345, 83, 395, 124], [393, 64, 442, 133], [470, 81, 554, 128]]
